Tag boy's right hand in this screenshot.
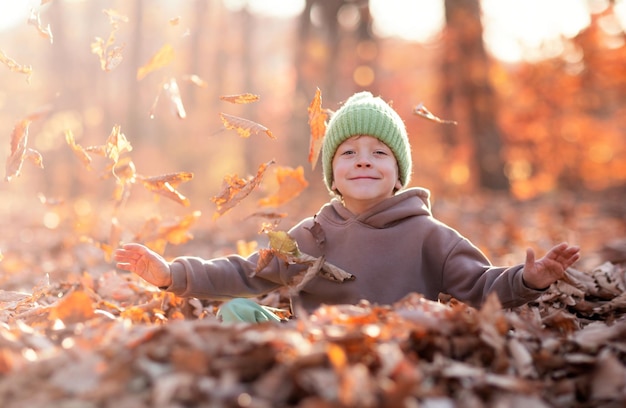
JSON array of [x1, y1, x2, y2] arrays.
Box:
[[114, 243, 172, 288]]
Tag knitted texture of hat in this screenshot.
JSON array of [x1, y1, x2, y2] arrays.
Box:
[[322, 91, 412, 191]]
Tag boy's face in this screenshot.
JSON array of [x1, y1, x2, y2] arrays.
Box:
[[331, 135, 402, 214]]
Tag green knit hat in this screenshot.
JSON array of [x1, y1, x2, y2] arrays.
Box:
[[322, 91, 412, 192]]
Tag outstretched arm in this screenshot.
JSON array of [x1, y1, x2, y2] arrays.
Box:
[[522, 242, 580, 290], [114, 243, 172, 288]]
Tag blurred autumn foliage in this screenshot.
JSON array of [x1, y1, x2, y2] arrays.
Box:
[[1, 0, 626, 406]]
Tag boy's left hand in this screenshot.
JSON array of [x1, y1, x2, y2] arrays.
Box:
[[522, 242, 581, 290]]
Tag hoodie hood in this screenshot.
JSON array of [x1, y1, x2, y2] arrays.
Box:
[[324, 187, 432, 229]]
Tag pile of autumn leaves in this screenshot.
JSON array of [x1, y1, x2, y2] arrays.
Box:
[[0, 260, 624, 407]]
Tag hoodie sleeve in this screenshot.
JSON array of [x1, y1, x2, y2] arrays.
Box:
[[165, 252, 307, 301], [440, 235, 545, 309]]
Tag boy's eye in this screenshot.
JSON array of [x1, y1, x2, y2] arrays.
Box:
[[341, 150, 355, 155], [374, 150, 388, 155]]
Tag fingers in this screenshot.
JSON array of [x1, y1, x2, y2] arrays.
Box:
[[525, 247, 536, 270]]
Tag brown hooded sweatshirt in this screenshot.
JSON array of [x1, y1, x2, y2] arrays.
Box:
[[166, 188, 543, 310]]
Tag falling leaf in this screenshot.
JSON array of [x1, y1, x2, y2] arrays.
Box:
[[413, 102, 458, 125], [169, 16, 181, 26], [105, 124, 132, 163], [27, 7, 53, 44], [219, 93, 260, 104], [164, 78, 186, 119], [211, 160, 275, 218], [219, 113, 275, 139], [65, 129, 93, 170], [0, 49, 33, 82], [138, 172, 194, 206], [267, 230, 301, 258], [137, 43, 174, 81], [91, 10, 127, 71], [5, 118, 44, 182], [308, 88, 328, 169], [258, 166, 309, 207], [181, 74, 208, 88]]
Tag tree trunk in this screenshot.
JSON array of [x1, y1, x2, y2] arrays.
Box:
[[442, 0, 509, 190]]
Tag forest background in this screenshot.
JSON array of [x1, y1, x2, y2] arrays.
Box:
[[1, 0, 625, 291]]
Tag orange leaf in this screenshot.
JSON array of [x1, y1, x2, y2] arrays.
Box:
[[211, 159, 275, 218], [157, 210, 202, 245], [27, 7, 53, 44], [48, 291, 95, 324], [139, 172, 194, 206], [307, 88, 328, 169], [258, 166, 309, 207], [0, 49, 33, 82], [65, 130, 93, 170], [219, 113, 275, 139], [219, 93, 260, 104], [137, 43, 174, 81], [5, 118, 44, 182]]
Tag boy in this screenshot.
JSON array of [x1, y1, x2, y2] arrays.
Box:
[[114, 91, 580, 323]]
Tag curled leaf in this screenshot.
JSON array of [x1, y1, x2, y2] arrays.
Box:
[[211, 160, 275, 218], [413, 102, 458, 125], [139, 172, 194, 207], [0, 49, 33, 82], [219, 113, 275, 139]]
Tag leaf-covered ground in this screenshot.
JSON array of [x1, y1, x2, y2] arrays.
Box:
[[0, 190, 625, 407]]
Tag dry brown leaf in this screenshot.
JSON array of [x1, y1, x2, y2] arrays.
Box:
[[0, 49, 33, 82], [413, 102, 458, 125], [138, 172, 194, 207], [211, 160, 275, 218], [219, 93, 261, 104], [91, 9, 127, 71], [27, 7, 53, 44], [308, 88, 328, 169], [65, 129, 93, 170], [258, 166, 309, 207], [219, 113, 275, 139], [137, 43, 174, 80], [5, 118, 44, 182]]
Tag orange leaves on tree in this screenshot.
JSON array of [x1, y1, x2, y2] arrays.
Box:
[[5, 113, 47, 182], [211, 160, 275, 218], [27, 7, 53, 44], [258, 166, 309, 207], [91, 9, 128, 72], [138, 172, 194, 207], [219, 93, 261, 104], [137, 43, 174, 81], [0, 49, 33, 83], [308, 88, 328, 170], [219, 113, 275, 139], [413, 102, 458, 125]]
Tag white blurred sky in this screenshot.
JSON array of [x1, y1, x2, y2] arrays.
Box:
[[1, 0, 625, 62]]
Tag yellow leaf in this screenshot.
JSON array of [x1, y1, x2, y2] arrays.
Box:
[[137, 43, 175, 80]]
